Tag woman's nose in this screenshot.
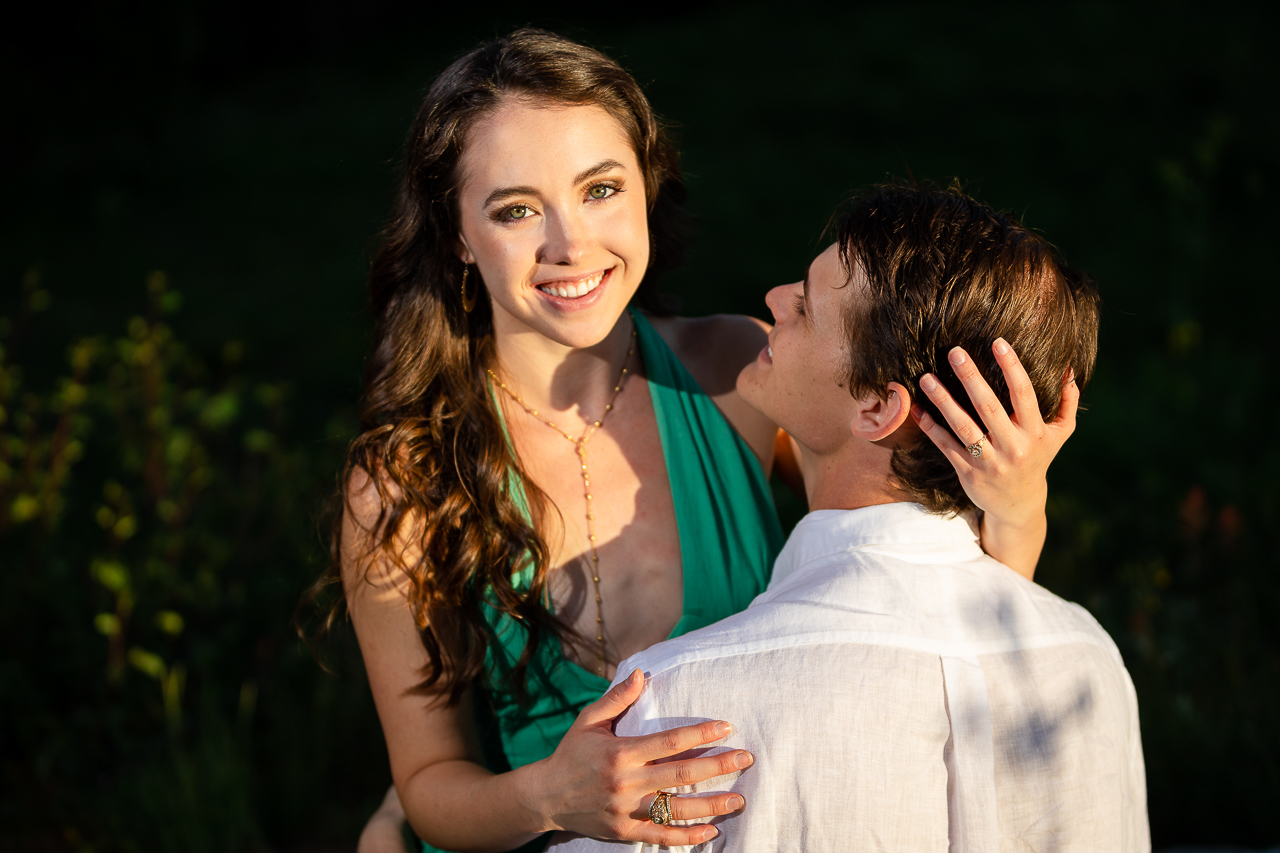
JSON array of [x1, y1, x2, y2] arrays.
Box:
[[538, 210, 587, 266]]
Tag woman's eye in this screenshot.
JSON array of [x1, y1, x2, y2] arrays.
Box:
[[587, 184, 616, 200], [505, 205, 531, 220]]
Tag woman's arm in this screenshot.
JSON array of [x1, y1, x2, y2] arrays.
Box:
[[659, 316, 1065, 571], [343, 471, 750, 853], [910, 338, 1079, 580], [647, 314, 780, 473]]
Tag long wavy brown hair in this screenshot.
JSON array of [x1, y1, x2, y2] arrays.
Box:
[[313, 29, 686, 707]]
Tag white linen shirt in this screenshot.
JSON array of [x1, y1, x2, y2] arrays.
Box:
[[549, 502, 1148, 852]]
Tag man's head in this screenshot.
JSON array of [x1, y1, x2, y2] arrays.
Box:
[[738, 181, 1100, 514]]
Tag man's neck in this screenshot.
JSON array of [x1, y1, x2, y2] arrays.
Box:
[[801, 441, 910, 512]]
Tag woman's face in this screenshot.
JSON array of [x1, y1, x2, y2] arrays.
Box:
[[456, 97, 650, 351]]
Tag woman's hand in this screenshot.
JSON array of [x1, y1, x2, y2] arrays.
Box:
[[528, 668, 751, 846], [357, 784, 410, 853], [910, 338, 1078, 579]]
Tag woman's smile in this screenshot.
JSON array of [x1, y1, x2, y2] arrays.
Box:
[[534, 267, 612, 305], [455, 99, 650, 350]]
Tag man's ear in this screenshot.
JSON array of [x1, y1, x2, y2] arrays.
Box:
[[850, 381, 913, 443]]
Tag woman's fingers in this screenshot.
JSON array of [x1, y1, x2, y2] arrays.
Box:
[[636, 791, 745, 824], [944, 346, 1016, 443], [628, 718, 738, 764], [919, 371, 988, 451], [575, 668, 645, 728], [911, 403, 975, 471], [992, 338, 1042, 432], [634, 820, 721, 847], [642, 747, 754, 793], [1049, 370, 1079, 434], [622, 791, 744, 845]]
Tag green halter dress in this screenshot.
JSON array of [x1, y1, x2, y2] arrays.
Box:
[[422, 311, 783, 853]]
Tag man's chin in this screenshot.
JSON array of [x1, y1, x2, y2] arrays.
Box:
[[735, 366, 774, 421]]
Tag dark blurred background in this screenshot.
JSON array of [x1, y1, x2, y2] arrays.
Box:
[[2, 1, 1277, 849]]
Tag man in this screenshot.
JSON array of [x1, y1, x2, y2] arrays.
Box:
[[550, 183, 1148, 851]]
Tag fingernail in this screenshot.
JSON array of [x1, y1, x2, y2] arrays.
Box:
[[701, 827, 719, 841], [993, 338, 1010, 355], [714, 721, 732, 737], [948, 347, 966, 366], [734, 751, 754, 769], [727, 795, 745, 811], [920, 374, 938, 392], [629, 669, 642, 684]]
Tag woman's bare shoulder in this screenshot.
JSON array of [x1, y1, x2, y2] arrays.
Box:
[[341, 465, 417, 601], [644, 313, 777, 470], [645, 313, 769, 396]]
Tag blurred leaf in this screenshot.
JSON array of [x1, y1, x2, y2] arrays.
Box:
[[10, 493, 40, 523], [244, 429, 274, 453], [93, 613, 121, 637], [199, 392, 239, 430], [92, 559, 131, 593], [112, 515, 137, 540], [127, 647, 166, 679], [156, 611, 185, 635]]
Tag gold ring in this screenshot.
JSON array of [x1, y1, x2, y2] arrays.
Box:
[[648, 790, 673, 825], [967, 436, 986, 458]]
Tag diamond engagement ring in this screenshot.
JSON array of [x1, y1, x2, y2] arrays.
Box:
[[648, 791, 673, 825], [967, 436, 986, 458]]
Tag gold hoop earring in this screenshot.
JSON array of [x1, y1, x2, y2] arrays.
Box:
[[461, 266, 476, 313]]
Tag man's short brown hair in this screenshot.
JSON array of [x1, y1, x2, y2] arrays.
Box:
[[837, 181, 1101, 515]]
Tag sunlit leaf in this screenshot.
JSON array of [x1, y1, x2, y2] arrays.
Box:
[[127, 647, 165, 679], [92, 559, 130, 593]]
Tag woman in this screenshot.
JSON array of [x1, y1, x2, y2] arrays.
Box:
[[332, 29, 1070, 853]]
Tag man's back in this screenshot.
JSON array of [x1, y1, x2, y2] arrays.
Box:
[[550, 503, 1148, 852]]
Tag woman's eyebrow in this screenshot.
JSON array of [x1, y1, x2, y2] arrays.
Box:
[[573, 159, 626, 186], [483, 185, 539, 208]]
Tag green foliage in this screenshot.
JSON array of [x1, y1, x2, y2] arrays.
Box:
[[0, 275, 383, 851], [1036, 116, 1280, 842], [3, 2, 1276, 847]]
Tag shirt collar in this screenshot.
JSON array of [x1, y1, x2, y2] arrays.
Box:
[[770, 502, 985, 587]]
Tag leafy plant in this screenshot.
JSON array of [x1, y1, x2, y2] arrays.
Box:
[[0, 272, 382, 851]]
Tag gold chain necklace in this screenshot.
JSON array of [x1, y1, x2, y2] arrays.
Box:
[[486, 327, 636, 677]]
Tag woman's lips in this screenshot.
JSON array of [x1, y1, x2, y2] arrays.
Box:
[[533, 268, 612, 310], [535, 269, 606, 299]]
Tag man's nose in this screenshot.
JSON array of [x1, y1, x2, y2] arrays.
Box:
[[764, 284, 795, 321], [538, 209, 587, 266]]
